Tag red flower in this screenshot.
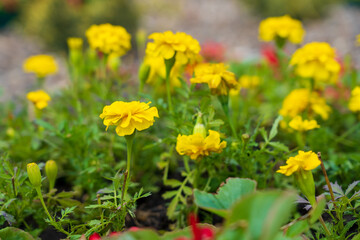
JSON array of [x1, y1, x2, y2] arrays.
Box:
[[175, 214, 214, 240], [261, 44, 278, 67], [200, 42, 225, 62], [89, 233, 101, 240]]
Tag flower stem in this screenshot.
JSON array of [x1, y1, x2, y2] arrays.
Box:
[[35, 187, 53, 222], [164, 54, 176, 114], [123, 132, 135, 205]]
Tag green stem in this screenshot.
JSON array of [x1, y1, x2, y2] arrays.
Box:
[[164, 54, 176, 114], [35, 187, 53, 222], [123, 132, 135, 204]]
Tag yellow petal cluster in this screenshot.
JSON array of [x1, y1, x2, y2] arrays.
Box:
[[67, 37, 83, 50], [99, 101, 159, 136], [146, 31, 201, 64], [26, 90, 51, 110], [277, 151, 321, 176], [176, 130, 227, 160], [86, 23, 131, 56], [190, 63, 238, 95], [290, 42, 341, 84], [288, 116, 320, 132], [348, 86, 360, 112], [23, 55, 58, 78], [143, 55, 182, 90], [259, 15, 305, 44], [279, 88, 331, 120], [238, 75, 260, 89]]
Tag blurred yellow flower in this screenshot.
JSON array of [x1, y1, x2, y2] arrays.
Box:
[[99, 101, 159, 136], [349, 86, 360, 112], [277, 151, 320, 176], [23, 55, 58, 78], [86, 23, 131, 56], [279, 88, 331, 120], [289, 116, 320, 131], [190, 63, 238, 95], [26, 90, 51, 110], [356, 34, 360, 46], [290, 42, 341, 84], [176, 130, 227, 160], [238, 75, 260, 89], [143, 55, 182, 90], [146, 31, 201, 64], [259, 15, 305, 44], [67, 37, 83, 50]]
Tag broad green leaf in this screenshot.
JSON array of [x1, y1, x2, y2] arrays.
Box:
[[310, 196, 326, 224], [226, 190, 296, 240], [111, 229, 160, 240], [194, 178, 257, 217], [0, 227, 34, 240], [285, 220, 309, 237], [268, 142, 289, 152]]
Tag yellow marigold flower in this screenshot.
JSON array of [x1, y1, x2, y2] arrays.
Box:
[[349, 86, 360, 112], [279, 88, 331, 120], [143, 55, 182, 90], [86, 23, 131, 56], [290, 42, 341, 84], [238, 75, 260, 89], [26, 90, 51, 110], [289, 116, 320, 131], [23, 55, 58, 78], [259, 15, 305, 44], [277, 151, 320, 176], [146, 31, 201, 64], [176, 130, 227, 160], [190, 63, 238, 95], [99, 101, 159, 136], [67, 37, 83, 50]]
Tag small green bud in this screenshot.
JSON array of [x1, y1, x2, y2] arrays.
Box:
[[193, 114, 207, 138], [45, 160, 58, 191], [6, 128, 15, 138], [294, 169, 316, 206], [27, 163, 42, 188], [241, 133, 250, 143]]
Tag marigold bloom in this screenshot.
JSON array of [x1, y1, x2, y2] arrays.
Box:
[[190, 63, 238, 95], [279, 88, 331, 120], [86, 23, 131, 56], [146, 31, 201, 64], [259, 15, 305, 44], [290, 42, 341, 84], [23, 55, 58, 78], [238, 75, 260, 89], [289, 116, 320, 131], [99, 101, 159, 136], [27, 90, 51, 110], [67, 37, 83, 50], [277, 151, 321, 176], [176, 130, 227, 160], [349, 86, 360, 112]]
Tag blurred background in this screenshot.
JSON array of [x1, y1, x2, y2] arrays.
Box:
[[1, 0, 360, 100]]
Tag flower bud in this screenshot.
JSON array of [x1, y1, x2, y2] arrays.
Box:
[[107, 53, 121, 73], [45, 160, 58, 190], [193, 114, 206, 138], [138, 62, 150, 84], [27, 163, 42, 188]]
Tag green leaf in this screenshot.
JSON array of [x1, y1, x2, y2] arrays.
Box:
[[34, 119, 56, 132], [167, 196, 179, 219], [112, 229, 160, 240], [194, 178, 257, 217], [162, 191, 177, 200], [269, 115, 283, 141], [0, 227, 34, 240], [268, 142, 289, 152], [285, 220, 309, 237], [310, 196, 326, 224], [164, 179, 182, 187], [226, 190, 296, 240], [259, 127, 268, 143]]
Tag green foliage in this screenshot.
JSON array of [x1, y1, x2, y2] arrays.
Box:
[[0, 227, 35, 240]]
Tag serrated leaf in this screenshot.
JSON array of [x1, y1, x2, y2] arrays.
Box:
[[259, 128, 268, 142], [183, 186, 193, 196], [345, 180, 360, 196], [194, 178, 256, 217]]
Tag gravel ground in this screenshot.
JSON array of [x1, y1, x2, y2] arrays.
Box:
[[1, 0, 360, 101]]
